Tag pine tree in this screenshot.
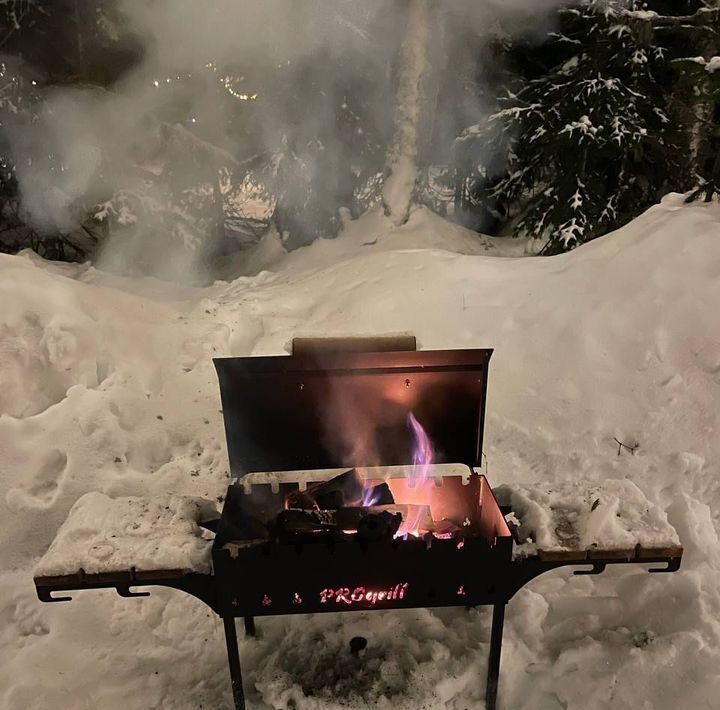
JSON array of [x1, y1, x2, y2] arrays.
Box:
[[461, 1, 678, 254]]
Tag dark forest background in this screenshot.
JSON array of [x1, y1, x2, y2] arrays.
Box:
[[0, 0, 718, 270]]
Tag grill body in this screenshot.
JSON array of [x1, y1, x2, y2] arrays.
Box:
[[33, 337, 684, 710], [212, 474, 513, 618]]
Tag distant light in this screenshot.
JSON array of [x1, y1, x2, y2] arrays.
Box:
[[153, 80, 159, 87], [31, 80, 37, 86], [191, 118, 197, 123]]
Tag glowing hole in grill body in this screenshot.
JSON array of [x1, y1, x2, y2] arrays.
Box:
[[320, 583, 409, 606]]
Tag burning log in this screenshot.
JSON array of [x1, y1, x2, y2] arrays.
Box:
[[275, 508, 337, 534], [284, 469, 395, 510], [276, 507, 401, 540], [275, 504, 436, 541], [284, 469, 361, 510], [335, 507, 403, 535]]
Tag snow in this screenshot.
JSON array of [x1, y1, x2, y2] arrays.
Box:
[[496, 479, 680, 557], [623, 10, 659, 21], [34, 492, 216, 577], [1, 193, 720, 708], [560, 115, 597, 138], [706, 56, 720, 73], [680, 55, 720, 73]]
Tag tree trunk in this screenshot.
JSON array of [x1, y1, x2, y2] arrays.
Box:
[[654, 8, 720, 188], [382, 0, 442, 226]]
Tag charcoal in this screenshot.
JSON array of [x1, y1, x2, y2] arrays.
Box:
[[314, 489, 345, 510], [357, 513, 401, 541], [335, 507, 401, 538], [282, 489, 320, 511], [275, 509, 336, 534], [433, 518, 463, 536]]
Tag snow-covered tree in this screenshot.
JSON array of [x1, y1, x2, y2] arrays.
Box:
[[460, 1, 680, 254]]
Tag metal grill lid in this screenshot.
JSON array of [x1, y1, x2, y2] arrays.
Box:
[[213, 338, 492, 476]]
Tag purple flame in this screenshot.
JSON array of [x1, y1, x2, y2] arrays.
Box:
[[408, 412, 433, 486], [395, 413, 435, 537], [361, 471, 382, 507]]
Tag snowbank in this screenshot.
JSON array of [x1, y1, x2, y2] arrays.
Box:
[[1, 195, 720, 709]]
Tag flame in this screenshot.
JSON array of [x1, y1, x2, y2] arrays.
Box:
[[360, 468, 383, 507], [396, 412, 435, 537], [408, 412, 434, 485], [362, 489, 381, 506]]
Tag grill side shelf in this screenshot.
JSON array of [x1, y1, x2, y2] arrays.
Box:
[[506, 548, 683, 599], [34, 569, 217, 610]]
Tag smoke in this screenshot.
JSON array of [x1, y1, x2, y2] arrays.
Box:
[[123, 1, 389, 69], [7, 0, 564, 282], [8, 85, 151, 231]]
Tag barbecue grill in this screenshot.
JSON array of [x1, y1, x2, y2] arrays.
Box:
[[34, 337, 683, 710]]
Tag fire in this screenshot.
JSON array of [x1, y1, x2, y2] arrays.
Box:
[[361, 472, 384, 507], [358, 412, 433, 511], [396, 412, 435, 537], [408, 412, 434, 485], [279, 411, 443, 541]]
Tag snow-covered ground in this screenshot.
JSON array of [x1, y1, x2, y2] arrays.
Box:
[[1, 195, 719, 709]]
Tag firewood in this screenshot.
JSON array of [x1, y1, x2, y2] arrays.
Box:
[[284, 469, 364, 510], [284, 470, 396, 510], [275, 504, 436, 541]]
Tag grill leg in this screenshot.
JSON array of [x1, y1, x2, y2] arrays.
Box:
[[485, 603, 506, 710], [243, 616, 256, 637], [223, 616, 246, 710]]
